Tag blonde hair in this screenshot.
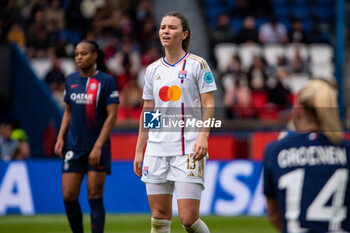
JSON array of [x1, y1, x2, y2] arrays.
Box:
[[298, 79, 342, 144]]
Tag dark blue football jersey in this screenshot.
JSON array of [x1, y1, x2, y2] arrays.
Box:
[[264, 132, 350, 233], [64, 71, 119, 151]]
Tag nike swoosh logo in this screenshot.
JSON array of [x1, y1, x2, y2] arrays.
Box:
[[71, 84, 79, 88]]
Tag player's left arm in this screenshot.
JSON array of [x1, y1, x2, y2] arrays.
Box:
[[89, 103, 118, 167], [266, 197, 283, 231], [193, 91, 215, 161]]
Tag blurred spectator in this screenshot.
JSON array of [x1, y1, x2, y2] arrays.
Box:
[[117, 78, 143, 123], [288, 18, 309, 44], [8, 118, 30, 145], [0, 119, 30, 161], [92, 6, 112, 35], [44, 0, 65, 30], [259, 17, 288, 44], [223, 75, 253, 118], [0, 0, 21, 43], [119, 11, 134, 38], [247, 0, 271, 17], [65, 0, 88, 36], [137, 43, 162, 89], [209, 12, 235, 65], [235, 16, 259, 44], [7, 21, 26, 48], [138, 15, 158, 52], [210, 12, 235, 46], [26, 9, 49, 58], [247, 55, 269, 91], [309, 21, 332, 44], [221, 54, 254, 118], [287, 47, 309, 74], [0, 121, 19, 161], [135, 0, 154, 37], [46, 19, 62, 46], [107, 37, 141, 90], [103, 38, 119, 59], [80, 0, 105, 19], [96, 27, 117, 51], [141, 43, 161, 67], [230, 0, 249, 17], [45, 56, 66, 109], [136, 0, 153, 23], [225, 54, 242, 76], [268, 69, 292, 107]]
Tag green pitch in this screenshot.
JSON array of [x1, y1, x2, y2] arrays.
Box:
[[0, 214, 278, 233]]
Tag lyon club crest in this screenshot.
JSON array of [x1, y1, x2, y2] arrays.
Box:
[[178, 70, 187, 80]]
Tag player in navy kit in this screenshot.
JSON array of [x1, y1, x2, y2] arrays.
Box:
[[54, 40, 119, 233], [264, 79, 350, 233]]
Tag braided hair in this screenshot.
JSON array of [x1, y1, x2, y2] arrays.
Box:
[[81, 40, 107, 72]]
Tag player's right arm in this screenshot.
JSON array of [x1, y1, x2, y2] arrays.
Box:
[[266, 197, 283, 231], [134, 100, 154, 177], [263, 143, 283, 232], [54, 103, 72, 158]]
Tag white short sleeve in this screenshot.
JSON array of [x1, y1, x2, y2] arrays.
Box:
[[142, 66, 154, 100], [196, 60, 217, 94]]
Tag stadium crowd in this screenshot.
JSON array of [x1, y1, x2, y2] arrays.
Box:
[[0, 0, 337, 123], [0, 0, 161, 124], [207, 0, 335, 119]]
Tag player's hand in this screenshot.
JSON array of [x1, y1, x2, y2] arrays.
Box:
[[134, 151, 143, 177], [54, 139, 64, 158], [89, 146, 102, 167], [193, 135, 208, 161]]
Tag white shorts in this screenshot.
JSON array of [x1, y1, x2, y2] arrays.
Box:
[[145, 182, 203, 200], [141, 154, 206, 186]]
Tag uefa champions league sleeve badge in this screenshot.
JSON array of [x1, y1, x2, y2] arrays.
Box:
[[204, 72, 214, 84]]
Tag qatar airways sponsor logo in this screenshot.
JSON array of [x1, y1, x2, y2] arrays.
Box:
[[70, 93, 93, 104]]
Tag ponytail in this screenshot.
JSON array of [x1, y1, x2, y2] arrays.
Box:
[[82, 40, 107, 72], [95, 48, 107, 72], [298, 79, 342, 144]]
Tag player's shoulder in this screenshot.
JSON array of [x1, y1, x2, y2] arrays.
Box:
[[66, 71, 80, 82], [266, 133, 303, 154], [340, 137, 350, 148], [187, 53, 209, 69], [146, 58, 162, 71], [98, 71, 113, 79], [95, 71, 115, 83]]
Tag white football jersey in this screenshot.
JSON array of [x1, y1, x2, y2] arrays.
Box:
[[142, 53, 217, 156]]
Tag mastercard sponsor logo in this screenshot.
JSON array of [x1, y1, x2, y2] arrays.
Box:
[[159, 85, 182, 102]]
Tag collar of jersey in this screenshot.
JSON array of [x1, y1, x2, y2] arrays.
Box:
[[161, 53, 189, 67]]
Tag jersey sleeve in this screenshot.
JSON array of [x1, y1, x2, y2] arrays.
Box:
[[63, 77, 70, 103], [105, 77, 120, 105], [263, 143, 277, 198], [142, 66, 154, 100], [195, 60, 217, 94]]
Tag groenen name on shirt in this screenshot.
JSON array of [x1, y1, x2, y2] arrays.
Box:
[[277, 146, 347, 168]]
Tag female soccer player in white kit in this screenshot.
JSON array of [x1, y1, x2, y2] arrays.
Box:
[[134, 11, 216, 233]]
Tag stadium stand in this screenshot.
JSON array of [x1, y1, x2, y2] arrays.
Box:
[[0, 0, 344, 160]]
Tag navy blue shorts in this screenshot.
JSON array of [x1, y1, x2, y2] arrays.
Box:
[[62, 146, 111, 174]]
